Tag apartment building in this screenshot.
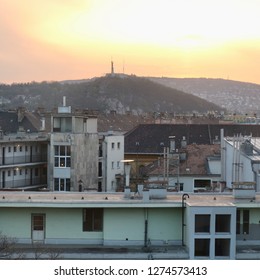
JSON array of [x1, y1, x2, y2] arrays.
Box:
[[0, 99, 129, 193], [99, 132, 124, 192], [0, 129, 48, 190], [48, 99, 99, 192]]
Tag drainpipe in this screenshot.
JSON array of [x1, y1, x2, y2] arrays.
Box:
[[252, 162, 260, 192], [182, 193, 189, 246], [144, 208, 148, 247]]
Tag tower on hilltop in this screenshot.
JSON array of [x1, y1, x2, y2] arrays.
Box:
[[111, 60, 114, 75]]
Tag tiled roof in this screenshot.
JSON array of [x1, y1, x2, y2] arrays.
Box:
[[0, 111, 19, 133], [144, 144, 221, 176], [125, 124, 260, 154]]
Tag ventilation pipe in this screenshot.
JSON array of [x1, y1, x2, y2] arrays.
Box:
[[144, 208, 148, 247], [182, 193, 189, 246]]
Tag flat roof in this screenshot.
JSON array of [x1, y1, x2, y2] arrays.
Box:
[[0, 191, 260, 208]]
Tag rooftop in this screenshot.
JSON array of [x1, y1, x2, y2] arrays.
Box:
[[144, 143, 220, 176], [125, 124, 260, 154], [0, 191, 259, 208]]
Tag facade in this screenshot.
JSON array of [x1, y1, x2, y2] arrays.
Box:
[[48, 101, 99, 192], [221, 135, 260, 192], [99, 132, 124, 192], [0, 100, 126, 193], [0, 190, 259, 259], [124, 124, 260, 183], [1, 111, 260, 259], [0, 130, 48, 190], [145, 143, 221, 192]]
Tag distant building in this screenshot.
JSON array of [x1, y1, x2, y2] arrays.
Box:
[[0, 129, 48, 190], [99, 132, 124, 192], [0, 99, 128, 193], [1, 116, 260, 259], [49, 97, 99, 192], [124, 123, 260, 188], [221, 134, 260, 193], [0, 190, 260, 259], [144, 143, 221, 192]]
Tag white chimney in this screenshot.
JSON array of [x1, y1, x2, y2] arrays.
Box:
[[40, 118, 45, 131], [63, 96, 66, 107]]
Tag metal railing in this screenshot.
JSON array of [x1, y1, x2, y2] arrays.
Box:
[[0, 155, 47, 166], [1, 176, 47, 189]]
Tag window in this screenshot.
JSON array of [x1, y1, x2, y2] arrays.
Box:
[[13, 169, 17, 176], [54, 178, 71, 191], [236, 209, 250, 235], [8, 147, 11, 153], [7, 170, 11, 176], [83, 208, 103, 231], [32, 214, 45, 231], [19, 169, 22, 175], [215, 239, 230, 257], [19, 146, 22, 152], [54, 145, 71, 167], [14, 146, 17, 153], [176, 183, 184, 191], [53, 117, 72, 132], [117, 142, 120, 149], [194, 179, 211, 190], [243, 210, 249, 234], [194, 239, 210, 257], [215, 215, 231, 233], [35, 168, 39, 176], [117, 161, 120, 169], [98, 162, 102, 177], [111, 161, 114, 169], [195, 214, 210, 233], [111, 142, 115, 149]]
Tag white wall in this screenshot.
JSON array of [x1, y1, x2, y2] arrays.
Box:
[[207, 159, 221, 174], [104, 135, 124, 192], [148, 175, 220, 192], [224, 140, 254, 188]]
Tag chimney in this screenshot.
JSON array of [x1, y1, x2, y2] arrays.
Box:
[[40, 117, 46, 131], [17, 107, 26, 123]]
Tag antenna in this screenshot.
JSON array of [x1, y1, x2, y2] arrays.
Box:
[[111, 60, 114, 75]]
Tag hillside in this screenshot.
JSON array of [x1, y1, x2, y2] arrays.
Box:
[[0, 75, 221, 114], [150, 77, 260, 114]]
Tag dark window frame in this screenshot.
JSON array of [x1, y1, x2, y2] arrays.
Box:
[[83, 208, 103, 232]]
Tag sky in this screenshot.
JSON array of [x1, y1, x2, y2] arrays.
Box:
[[0, 0, 260, 84]]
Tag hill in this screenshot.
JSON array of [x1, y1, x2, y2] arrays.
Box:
[[150, 77, 260, 114], [0, 75, 221, 114]]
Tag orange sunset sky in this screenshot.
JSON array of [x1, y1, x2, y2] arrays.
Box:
[[0, 0, 259, 84]]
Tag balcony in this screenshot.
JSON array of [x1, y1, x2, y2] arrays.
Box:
[[232, 182, 256, 199], [0, 155, 47, 167], [1, 176, 47, 189]]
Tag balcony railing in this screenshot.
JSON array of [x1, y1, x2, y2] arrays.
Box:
[[1, 176, 47, 189], [0, 155, 47, 166]]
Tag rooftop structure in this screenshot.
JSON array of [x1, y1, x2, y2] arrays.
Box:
[[0, 190, 259, 259]]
